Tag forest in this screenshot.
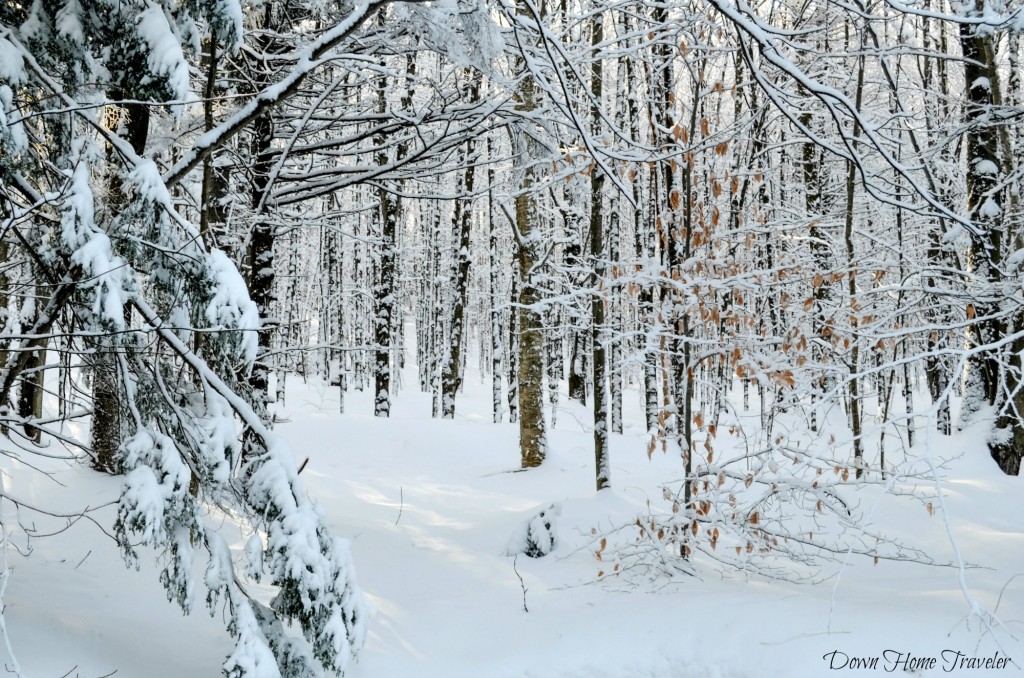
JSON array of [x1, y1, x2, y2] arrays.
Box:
[[0, 0, 1022, 675]]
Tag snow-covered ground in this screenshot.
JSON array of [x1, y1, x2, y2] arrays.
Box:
[[1, 362, 1022, 677]]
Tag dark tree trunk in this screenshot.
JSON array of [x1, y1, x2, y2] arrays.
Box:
[[93, 100, 149, 471], [959, 3, 1020, 474], [372, 33, 400, 418], [440, 71, 480, 419], [590, 13, 610, 490], [507, 267, 520, 424]]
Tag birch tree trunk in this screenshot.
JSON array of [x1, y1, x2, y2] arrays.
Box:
[[488, 136, 504, 423]]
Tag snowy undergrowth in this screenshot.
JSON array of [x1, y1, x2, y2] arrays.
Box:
[[0, 360, 1022, 677]]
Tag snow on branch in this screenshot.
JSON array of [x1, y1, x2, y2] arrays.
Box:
[[128, 295, 369, 676]]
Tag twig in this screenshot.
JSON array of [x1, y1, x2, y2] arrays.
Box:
[[296, 457, 309, 475], [513, 554, 529, 613], [995, 574, 1023, 615], [74, 550, 91, 570], [394, 486, 403, 526]]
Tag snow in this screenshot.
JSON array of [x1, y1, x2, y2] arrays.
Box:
[[129, 158, 174, 206], [55, 0, 85, 46], [976, 159, 1000, 176], [204, 0, 245, 52], [0, 36, 26, 84], [1, 355, 1022, 677], [135, 5, 190, 105], [507, 503, 560, 557], [398, 0, 505, 71], [61, 142, 130, 330], [18, 1, 45, 44], [204, 248, 261, 367], [971, 76, 992, 92], [0, 86, 27, 154], [219, 579, 283, 678], [980, 197, 1002, 217]]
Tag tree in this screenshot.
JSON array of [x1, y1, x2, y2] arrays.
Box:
[[588, 5, 610, 490], [0, 1, 432, 673], [509, 12, 548, 468], [958, 0, 1022, 475], [440, 69, 482, 419]]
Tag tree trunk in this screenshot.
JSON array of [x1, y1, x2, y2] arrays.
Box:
[[247, 106, 275, 415], [200, 40, 228, 250], [507, 267, 520, 424], [488, 136, 504, 423], [440, 71, 480, 419], [93, 99, 149, 471], [246, 2, 279, 421], [517, 186, 547, 467], [843, 48, 865, 478], [959, 1, 1020, 474], [372, 37, 399, 418], [590, 12, 610, 490], [514, 60, 546, 468]]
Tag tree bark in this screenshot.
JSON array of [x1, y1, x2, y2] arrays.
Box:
[[514, 61, 546, 468], [590, 11, 610, 490], [488, 136, 504, 423], [440, 71, 480, 418], [93, 100, 149, 471], [959, 1, 1020, 474]]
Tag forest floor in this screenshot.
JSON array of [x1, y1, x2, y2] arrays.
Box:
[[1, 361, 1023, 677]]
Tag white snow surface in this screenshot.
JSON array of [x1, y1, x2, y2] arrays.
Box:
[[1, 359, 1023, 678]]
